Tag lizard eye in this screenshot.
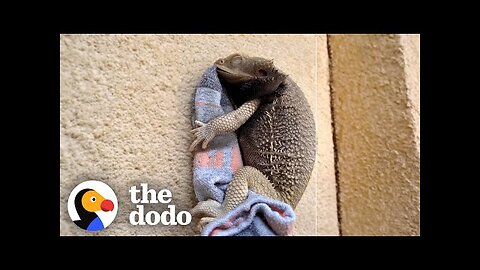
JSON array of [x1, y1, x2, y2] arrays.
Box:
[[258, 69, 268, 77]]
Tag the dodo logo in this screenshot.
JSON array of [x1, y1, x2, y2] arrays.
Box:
[[67, 180, 118, 232]]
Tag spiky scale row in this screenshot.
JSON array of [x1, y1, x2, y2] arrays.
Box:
[[238, 77, 316, 207]]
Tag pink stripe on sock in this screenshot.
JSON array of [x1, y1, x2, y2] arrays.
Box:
[[195, 151, 211, 167], [214, 150, 224, 168], [195, 101, 222, 108], [270, 205, 288, 217], [231, 144, 242, 173]]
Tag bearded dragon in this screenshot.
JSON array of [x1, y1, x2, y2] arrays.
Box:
[[190, 53, 316, 227]]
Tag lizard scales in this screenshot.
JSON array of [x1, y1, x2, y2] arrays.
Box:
[[190, 53, 317, 222], [236, 76, 316, 207]]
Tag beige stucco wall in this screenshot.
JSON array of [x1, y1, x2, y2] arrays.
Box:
[[329, 34, 420, 235], [60, 34, 339, 236], [399, 35, 420, 154]]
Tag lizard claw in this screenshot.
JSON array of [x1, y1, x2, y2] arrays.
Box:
[[190, 121, 207, 133], [189, 120, 216, 151], [194, 120, 206, 127], [196, 217, 216, 233]]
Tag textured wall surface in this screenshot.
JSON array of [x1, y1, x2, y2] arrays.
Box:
[[329, 34, 420, 235], [400, 35, 420, 154], [60, 34, 339, 236]]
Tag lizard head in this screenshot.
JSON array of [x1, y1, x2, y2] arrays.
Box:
[[215, 53, 287, 105]]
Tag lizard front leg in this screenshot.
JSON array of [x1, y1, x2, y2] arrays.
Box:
[[189, 98, 261, 151]]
